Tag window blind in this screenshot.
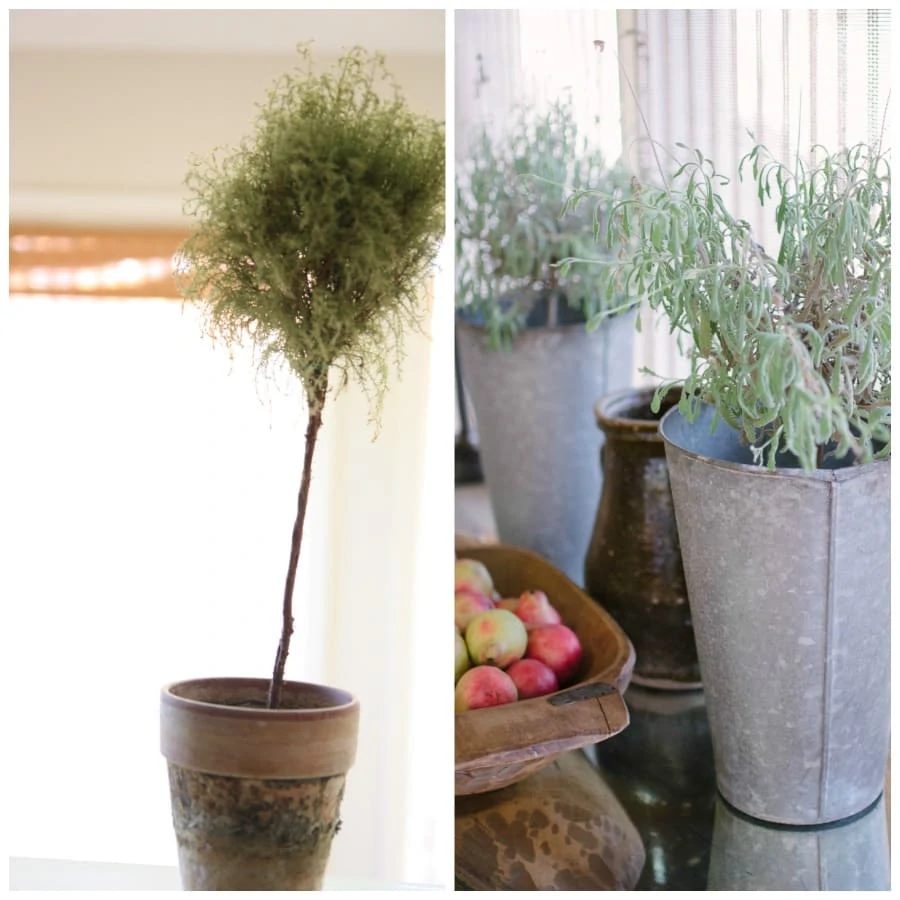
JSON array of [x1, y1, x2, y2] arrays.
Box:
[[8, 226, 186, 299]]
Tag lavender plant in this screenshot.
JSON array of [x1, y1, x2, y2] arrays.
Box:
[[456, 96, 632, 349], [571, 140, 890, 472], [176, 46, 444, 707]]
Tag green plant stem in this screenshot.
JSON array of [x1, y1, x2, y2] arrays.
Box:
[[546, 262, 559, 327], [267, 379, 328, 709]]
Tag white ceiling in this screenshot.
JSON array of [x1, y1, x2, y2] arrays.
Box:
[[9, 9, 445, 57]]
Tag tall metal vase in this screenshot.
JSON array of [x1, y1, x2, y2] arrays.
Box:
[[659, 403, 890, 826], [456, 305, 635, 585]]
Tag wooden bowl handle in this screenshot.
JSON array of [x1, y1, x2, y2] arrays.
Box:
[[455, 682, 629, 769]]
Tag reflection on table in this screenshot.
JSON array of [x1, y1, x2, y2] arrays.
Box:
[[593, 684, 890, 891], [591, 685, 715, 890], [709, 794, 889, 891]]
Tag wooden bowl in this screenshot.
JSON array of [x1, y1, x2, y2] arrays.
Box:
[[455, 545, 636, 795]]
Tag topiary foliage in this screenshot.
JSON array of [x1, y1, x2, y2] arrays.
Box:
[[174, 45, 445, 708], [177, 44, 445, 421]]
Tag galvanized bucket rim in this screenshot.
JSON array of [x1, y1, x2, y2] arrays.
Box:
[[455, 313, 621, 343], [659, 404, 890, 483]]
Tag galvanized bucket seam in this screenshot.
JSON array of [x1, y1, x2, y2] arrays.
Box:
[[819, 478, 838, 820]]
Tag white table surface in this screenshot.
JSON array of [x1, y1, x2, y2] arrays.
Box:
[[8, 857, 440, 891]]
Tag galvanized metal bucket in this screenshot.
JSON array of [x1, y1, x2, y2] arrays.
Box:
[[659, 404, 890, 826], [456, 310, 635, 585]]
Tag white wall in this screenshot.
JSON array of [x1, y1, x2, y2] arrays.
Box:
[[10, 48, 445, 227], [7, 23, 452, 888]]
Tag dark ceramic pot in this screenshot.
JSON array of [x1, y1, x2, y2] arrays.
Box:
[[584, 387, 701, 689]]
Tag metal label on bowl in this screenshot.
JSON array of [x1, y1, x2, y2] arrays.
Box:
[[548, 682, 617, 705]]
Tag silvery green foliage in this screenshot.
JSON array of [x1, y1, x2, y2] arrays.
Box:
[[587, 142, 890, 471], [177, 46, 445, 421], [456, 96, 633, 349]]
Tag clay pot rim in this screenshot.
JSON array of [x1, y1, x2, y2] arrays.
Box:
[[161, 677, 359, 722], [594, 386, 682, 438]]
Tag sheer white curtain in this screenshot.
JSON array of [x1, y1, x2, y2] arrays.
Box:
[[454, 8, 628, 441], [455, 9, 622, 157], [1, 284, 449, 886], [2, 294, 323, 867], [618, 8, 892, 380], [7, 38, 450, 885], [620, 9, 892, 246], [456, 9, 892, 387]]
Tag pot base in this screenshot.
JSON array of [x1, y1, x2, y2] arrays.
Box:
[[168, 763, 345, 891], [629, 673, 703, 692], [716, 779, 886, 829]]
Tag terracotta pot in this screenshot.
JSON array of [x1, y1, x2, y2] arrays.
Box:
[[584, 387, 701, 689], [160, 677, 359, 891]]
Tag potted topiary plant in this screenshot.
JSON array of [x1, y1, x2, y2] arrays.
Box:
[[158, 45, 444, 890], [455, 95, 637, 584], [585, 138, 890, 826]]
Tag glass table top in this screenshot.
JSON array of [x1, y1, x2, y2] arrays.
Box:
[[457, 682, 890, 891], [591, 684, 890, 891]]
